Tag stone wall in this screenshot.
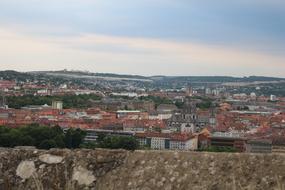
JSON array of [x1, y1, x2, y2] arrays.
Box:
[[0, 148, 285, 190]]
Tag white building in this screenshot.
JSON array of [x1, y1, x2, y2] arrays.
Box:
[[180, 123, 195, 133], [151, 137, 167, 150], [250, 92, 257, 99], [137, 138, 147, 147], [135, 133, 198, 151], [149, 113, 173, 120], [111, 92, 138, 98], [169, 136, 198, 151], [205, 88, 212, 95], [270, 95, 277, 101], [52, 101, 63, 110]]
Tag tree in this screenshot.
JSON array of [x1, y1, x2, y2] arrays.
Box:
[[199, 146, 237, 153], [18, 135, 35, 146], [153, 126, 162, 133], [117, 136, 138, 151], [54, 135, 66, 148], [64, 128, 86, 149], [0, 133, 13, 147], [6, 94, 102, 109], [39, 139, 57, 150], [97, 133, 106, 142], [0, 126, 11, 134], [64, 129, 73, 149], [98, 135, 138, 151], [0, 125, 87, 149], [79, 141, 97, 149], [175, 101, 184, 109]]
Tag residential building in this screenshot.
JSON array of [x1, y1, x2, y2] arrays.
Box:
[[135, 132, 198, 150], [246, 139, 272, 153], [210, 132, 246, 152], [167, 99, 197, 133], [52, 101, 63, 110]]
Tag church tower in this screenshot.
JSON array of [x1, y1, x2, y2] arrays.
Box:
[[209, 106, 216, 128]]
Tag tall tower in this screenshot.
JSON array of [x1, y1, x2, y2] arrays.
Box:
[[186, 86, 193, 97], [182, 98, 197, 121], [209, 106, 216, 128]]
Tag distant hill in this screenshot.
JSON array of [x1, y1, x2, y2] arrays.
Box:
[[0, 70, 33, 82], [0, 70, 284, 83], [151, 75, 285, 83], [31, 70, 149, 80]]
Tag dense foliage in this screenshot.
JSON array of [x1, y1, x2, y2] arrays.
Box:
[[0, 124, 86, 149], [81, 134, 138, 151], [196, 100, 212, 110], [191, 96, 213, 110], [7, 94, 102, 109], [199, 146, 237, 152], [174, 96, 214, 110], [174, 101, 184, 109], [0, 70, 33, 82], [49, 70, 149, 79], [139, 95, 173, 108]]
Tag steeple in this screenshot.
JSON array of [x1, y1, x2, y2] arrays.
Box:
[[181, 98, 197, 121], [209, 105, 216, 128]]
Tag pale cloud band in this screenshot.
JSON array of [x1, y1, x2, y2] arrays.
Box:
[[0, 0, 284, 77], [0, 27, 284, 77]]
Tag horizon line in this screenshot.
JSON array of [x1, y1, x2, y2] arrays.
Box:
[[1, 69, 285, 79]]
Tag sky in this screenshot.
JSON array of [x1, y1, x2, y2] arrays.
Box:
[[0, 0, 284, 77]]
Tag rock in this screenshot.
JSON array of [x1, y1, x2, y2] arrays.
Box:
[[170, 177, 176, 182], [72, 166, 96, 186], [0, 148, 284, 190], [39, 154, 64, 164], [16, 161, 36, 179]]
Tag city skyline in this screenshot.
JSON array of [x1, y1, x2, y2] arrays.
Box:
[[0, 0, 284, 77]]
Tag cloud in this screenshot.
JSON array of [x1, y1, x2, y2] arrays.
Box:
[[0, 0, 284, 48], [0, 27, 284, 77]]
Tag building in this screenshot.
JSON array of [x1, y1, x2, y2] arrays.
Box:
[[149, 111, 172, 120], [185, 86, 193, 96], [37, 89, 51, 96], [196, 108, 216, 130], [250, 92, 257, 100], [116, 110, 144, 119], [151, 136, 169, 150], [196, 113, 209, 129], [132, 101, 155, 112], [74, 129, 135, 142], [272, 146, 285, 154], [198, 128, 211, 149], [210, 132, 246, 152], [180, 123, 195, 133], [135, 133, 169, 150], [270, 95, 277, 102], [135, 132, 198, 150], [52, 101, 63, 110], [157, 104, 178, 113], [246, 139, 272, 153], [167, 99, 197, 133], [111, 92, 138, 98], [0, 80, 16, 89], [170, 135, 198, 151], [205, 88, 212, 95]]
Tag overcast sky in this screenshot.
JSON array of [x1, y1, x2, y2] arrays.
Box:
[[0, 0, 284, 77]]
